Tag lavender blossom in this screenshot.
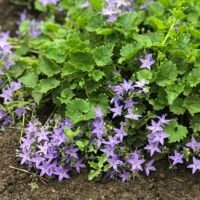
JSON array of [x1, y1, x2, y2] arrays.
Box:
[[110, 101, 123, 118], [145, 160, 156, 176], [186, 137, 200, 152], [187, 157, 200, 174], [29, 20, 41, 37], [169, 150, 184, 166], [127, 153, 145, 172], [139, 53, 155, 70]]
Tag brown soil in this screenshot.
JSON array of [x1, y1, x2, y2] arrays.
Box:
[[1, 131, 200, 200], [0, 0, 20, 34]]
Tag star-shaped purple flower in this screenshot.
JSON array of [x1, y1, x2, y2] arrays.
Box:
[[186, 136, 200, 152], [169, 150, 184, 166], [187, 156, 200, 174], [110, 101, 123, 118], [145, 160, 156, 176], [139, 53, 155, 70]]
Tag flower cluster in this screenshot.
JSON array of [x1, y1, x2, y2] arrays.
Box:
[[88, 80, 166, 181], [145, 116, 170, 156], [102, 0, 132, 22], [0, 81, 22, 103], [18, 118, 86, 181], [0, 32, 15, 71]]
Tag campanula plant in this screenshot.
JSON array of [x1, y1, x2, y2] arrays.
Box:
[[1, 0, 200, 181]]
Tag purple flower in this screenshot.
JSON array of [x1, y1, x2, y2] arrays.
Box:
[[134, 80, 147, 89], [103, 135, 120, 148], [125, 109, 141, 121], [127, 153, 145, 172], [152, 131, 169, 146], [40, 0, 59, 6], [110, 101, 123, 118], [36, 127, 50, 142], [94, 106, 104, 119], [124, 99, 137, 109], [54, 166, 70, 182], [107, 155, 123, 171], [0, 86, 13, 102], [29, 20, 41, 38], [157, 114, 170, 126], [32, 155, 46, 168], [37, 141, 50, 155], [100, 145, 116, 157], [169, 150, 184, 166], [120, 79, 133, 92], [74, 159, 86, 173], [186, 137, 200, 152], [92, 118, 107, 139], [81, 1, 90, 8], [25, 122, 38, 136], [113, 125, 128, 142], [187, 157, 200, 174], [18, 150, 32, 165], [144, 142, 161, 156], [38, 161, 55, 177], [112, 84, 124, 96], [20, 137, 35, 150], [66, 146, 79, 159], [139, 53, 155, 70], [0, 109, 6, 120], [145, 160, 156, 176], [10, 81, 22, 91], [147, 120, 163, 133], [118, 170, 130, 182], [18, 10, 28, 24], [15, 107, 27, 117]]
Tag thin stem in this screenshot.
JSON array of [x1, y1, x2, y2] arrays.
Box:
[[162, 19, 176, 46], [44, 106, 57, 127], [9, 166, 49, 184], [19, 113, 25, 144]]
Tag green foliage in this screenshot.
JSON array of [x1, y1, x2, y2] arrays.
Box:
[[164, 120, 188, 143], [6, 0, 200, 180]]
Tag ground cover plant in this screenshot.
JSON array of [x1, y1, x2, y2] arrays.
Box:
[[1, 0, 200, 182]]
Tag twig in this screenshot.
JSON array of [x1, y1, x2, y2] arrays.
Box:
[[9, 166, 49, 185]]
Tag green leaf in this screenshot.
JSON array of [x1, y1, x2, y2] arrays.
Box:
[[165, 83, 184, 104], [38, 57, 60, 77], [20, 71, 38, 88], [93, 45, 113, 66], [61, 62, 77, 77], [183, 96, 200, 115], [58, 89, 74, 104], [65, 99, 95, 123], [44, 40, 67, 63], [32, 91, 43, 104], [169, 98, 186, 115], [137, 69, 153, 81], [98, 154, 107, 168], [88, 0, 104, 11], [36, 78, 60, 94], [190, 114, 200, 132], [64, 127, 80, 140], [89, 70, 105, 81], [88, 169, 101, 181], [76, 139, 89, 151], [156, 60, 178, 86], [117, 11, 145, 31], [186, 67, 200, 87], [164, 120, 188, 143], [118, 43, 143, 64], [69, 52, 95, 72]]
